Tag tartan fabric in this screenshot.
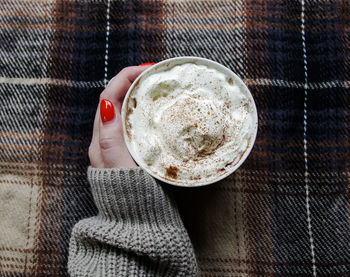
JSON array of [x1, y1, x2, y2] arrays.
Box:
[[0, 0, 349, 276]]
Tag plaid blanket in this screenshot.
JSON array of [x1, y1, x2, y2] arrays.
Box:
[[1, 0, 349, 276]]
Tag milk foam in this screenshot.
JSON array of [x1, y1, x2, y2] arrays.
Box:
[[125, 63, 256, 185]]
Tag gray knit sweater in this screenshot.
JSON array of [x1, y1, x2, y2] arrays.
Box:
[[68, 167, 198, 276]]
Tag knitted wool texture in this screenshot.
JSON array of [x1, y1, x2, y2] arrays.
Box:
[[68, 168, 198, 277]]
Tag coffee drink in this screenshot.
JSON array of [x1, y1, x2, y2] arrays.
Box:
[[123, 58, 257, 186]]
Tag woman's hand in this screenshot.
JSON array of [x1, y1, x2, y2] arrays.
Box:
[[88, 66, 150, 168]]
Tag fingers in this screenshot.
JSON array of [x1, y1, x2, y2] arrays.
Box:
[[98, 99, 137, 168], [90, 102, 100, 146], [88, 101, 102, 167], [90, 65, 151, 168], [100, 66, 149, 112]]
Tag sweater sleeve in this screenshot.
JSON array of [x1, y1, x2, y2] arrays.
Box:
[[68, 167, 198, 277]]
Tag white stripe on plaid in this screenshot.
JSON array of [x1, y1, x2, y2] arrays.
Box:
[[225, 169, 348, 182], [245, 79, 350, 89], [103, 0, 111, 88], [1, 76, 348, 90], [0, 77, 104, 88], [301, 0, 317, 276]]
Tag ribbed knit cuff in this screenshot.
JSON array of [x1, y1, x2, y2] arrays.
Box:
[[87, 167, 182, 227]]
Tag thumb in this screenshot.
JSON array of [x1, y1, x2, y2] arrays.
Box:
[[99, 99, 137, 168]]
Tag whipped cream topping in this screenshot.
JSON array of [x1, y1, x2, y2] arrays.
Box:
[[125, 63, 256, 185]]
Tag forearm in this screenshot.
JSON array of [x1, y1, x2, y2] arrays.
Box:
[[68, 167, 198, 277]]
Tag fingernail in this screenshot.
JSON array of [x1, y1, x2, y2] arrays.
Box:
[[139, 62, 155, 66], [100, 99, 115, 123]]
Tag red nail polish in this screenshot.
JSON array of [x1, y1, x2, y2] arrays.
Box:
[[100, 99, 115, 123], [139, 62, 155, 66]]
